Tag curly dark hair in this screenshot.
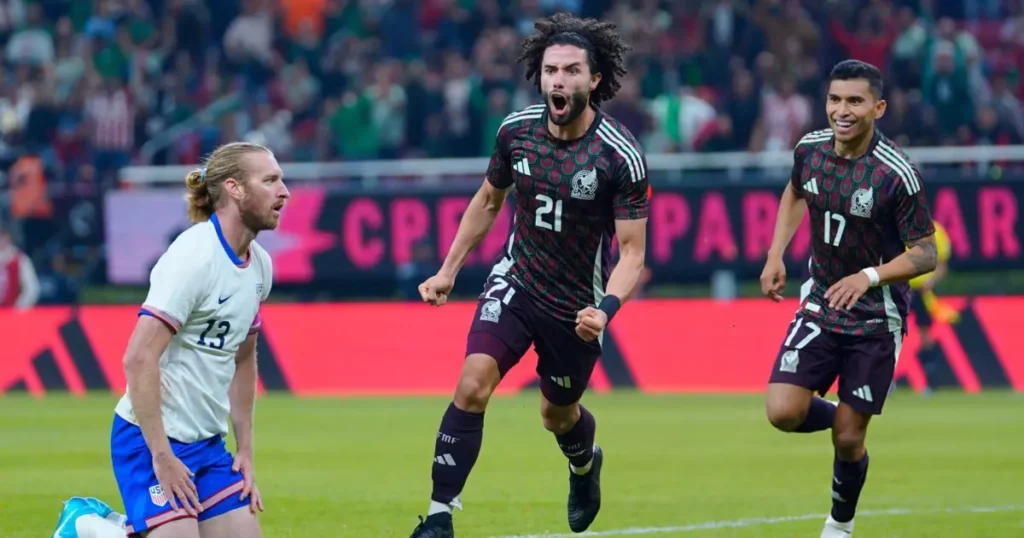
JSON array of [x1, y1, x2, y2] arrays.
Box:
[[517, 12, 631, 107]]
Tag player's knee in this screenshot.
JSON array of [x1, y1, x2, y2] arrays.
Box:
[[764, 397, 807, 432], [453, 355, 500, 413], [832, 425, 866, 454], [453, 375, 492, 413], [540, 400, 578, 434], [765, 406, 805, 432]]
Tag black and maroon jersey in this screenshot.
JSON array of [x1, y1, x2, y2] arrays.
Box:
[[484, 104, 650, 322], [791, 127, 935, 336]]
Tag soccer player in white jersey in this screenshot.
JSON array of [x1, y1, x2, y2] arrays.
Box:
[[105, 142, 287, 538]]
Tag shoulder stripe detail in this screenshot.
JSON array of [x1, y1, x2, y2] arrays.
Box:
[[797, 133, 833, 146], [503, 104, 546, 123], [798, 128, 833, 140], [597, 121, 645, 183], [805, 128, 834, 137], [498, 110, 544, 135], [873, 141, 920, 194]]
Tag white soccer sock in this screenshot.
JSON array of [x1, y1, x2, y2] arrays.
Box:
[[76, 514, 129, 538], [427, 495, 461, 516], [822, 514, 855, 537], [570, 459, 593, 475], [427, 501, 453, 516], [104, 510, 127, 528]]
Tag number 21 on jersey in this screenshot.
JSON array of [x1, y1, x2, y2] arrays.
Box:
[[824, 210, 846, 247], [534, 194, 562, 232]]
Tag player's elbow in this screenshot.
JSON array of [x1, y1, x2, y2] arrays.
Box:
[[618, 244, 645, 270], [917, 245, 939, 275], [477, 181, 508, 214], [122, 348, 159, 375], [123, 317, 173, 373]]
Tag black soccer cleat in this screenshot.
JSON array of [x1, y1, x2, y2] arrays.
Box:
[[567, 444, 603, 533], [409, 513, 455, 538]]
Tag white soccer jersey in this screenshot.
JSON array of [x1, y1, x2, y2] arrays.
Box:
[[114, 214, 273, 443]]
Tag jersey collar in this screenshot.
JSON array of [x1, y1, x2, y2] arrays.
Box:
[[210, 213, 251, 268], [824, 127, 882, 160], [542, 104, 603, 143]]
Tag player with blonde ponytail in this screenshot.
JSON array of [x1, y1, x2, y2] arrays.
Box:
[[53, 142, 290, 538]]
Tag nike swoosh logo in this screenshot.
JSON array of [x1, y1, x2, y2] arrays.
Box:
[[218, 296, 231, 304]]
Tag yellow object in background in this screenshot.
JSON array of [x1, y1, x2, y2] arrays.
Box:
[[921, 289, 961, 324], [909, 221, 951, 290]]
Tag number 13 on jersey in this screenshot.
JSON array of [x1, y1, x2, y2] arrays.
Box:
[[535, 194, 563, 232]]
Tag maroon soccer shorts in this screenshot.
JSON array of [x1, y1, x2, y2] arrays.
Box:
[[768, 312, 904, 415], [465, 274, 601, 406]]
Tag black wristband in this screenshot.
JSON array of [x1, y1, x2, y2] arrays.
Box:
[[597, 295, 621, 323]]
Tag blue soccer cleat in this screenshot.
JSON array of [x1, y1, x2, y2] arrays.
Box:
[[52, 497, 120, 538]]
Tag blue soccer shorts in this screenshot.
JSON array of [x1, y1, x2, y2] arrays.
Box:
[[110, 415, 248, 534]]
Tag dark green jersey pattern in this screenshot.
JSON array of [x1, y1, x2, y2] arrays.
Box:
[[791, 128, 935, 336], [485, 104, 650, 322]]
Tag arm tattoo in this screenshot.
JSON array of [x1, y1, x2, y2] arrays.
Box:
[[906, 235, 938, 274]]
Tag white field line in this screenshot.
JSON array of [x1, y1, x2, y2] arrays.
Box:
[[491, 505, 1024, 538]]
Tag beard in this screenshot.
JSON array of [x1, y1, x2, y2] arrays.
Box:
[[238, 196, 277, 232], [546, 88, 590, 126]]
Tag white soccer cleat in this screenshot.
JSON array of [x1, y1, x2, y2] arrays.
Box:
[[820, 514, 854, 537]]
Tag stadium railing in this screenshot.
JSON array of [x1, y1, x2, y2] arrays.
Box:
[[119, 145, 1024, 186], [137, 93, 243, 164]]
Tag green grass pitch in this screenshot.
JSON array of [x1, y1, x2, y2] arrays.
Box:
[[2, 391, 1022, 537]]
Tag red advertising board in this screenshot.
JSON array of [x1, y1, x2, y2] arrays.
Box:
[[1, 298, 1020, 396]]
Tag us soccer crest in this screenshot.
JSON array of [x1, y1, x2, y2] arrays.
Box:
[[256, 282, 264, 297], [850, 187, 874, 218], [571, 168, 598, 200], [149, 484, 167, 507], [479, 300, 502, 323]]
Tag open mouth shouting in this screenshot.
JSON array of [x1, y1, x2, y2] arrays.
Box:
[[271, 200, 285, 217], [550, 92, 570, 115]]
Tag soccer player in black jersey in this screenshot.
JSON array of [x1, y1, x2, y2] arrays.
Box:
[[409, 13, 649, 538], [760, 60, 938, 538]]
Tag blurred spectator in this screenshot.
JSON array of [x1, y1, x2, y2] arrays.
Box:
[[0, 0, 1023, 289], [0, 226, 40, 310], [0, 0, 1019, 171]]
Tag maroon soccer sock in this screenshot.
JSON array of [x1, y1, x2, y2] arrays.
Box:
[[555, 405, 596, 470], [794, 397, 836, 433], [830, 451, 870, 523], [430, 402, 484, 504]]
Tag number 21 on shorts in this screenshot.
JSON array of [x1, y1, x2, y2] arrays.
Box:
[[535, 194, 562, 232]]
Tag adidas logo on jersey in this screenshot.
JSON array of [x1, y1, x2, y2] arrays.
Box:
[[804, 177, 820, 195], [514, 158, 531, 176]]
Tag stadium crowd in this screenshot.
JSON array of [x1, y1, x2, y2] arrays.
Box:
[[0, 0, 1020, 177], [0, 0, 1023, 306]]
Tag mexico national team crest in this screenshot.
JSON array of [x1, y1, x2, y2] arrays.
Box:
[[479, 299, 502, 323], [571, 168, 598, 200], [850, 187, 874, 218], [149, 484, 167, 507], [779, 350, 799, 373]]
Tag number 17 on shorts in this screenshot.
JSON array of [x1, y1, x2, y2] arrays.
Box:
[[768, 314, 839, 396], [768, 313, 903, 414]]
